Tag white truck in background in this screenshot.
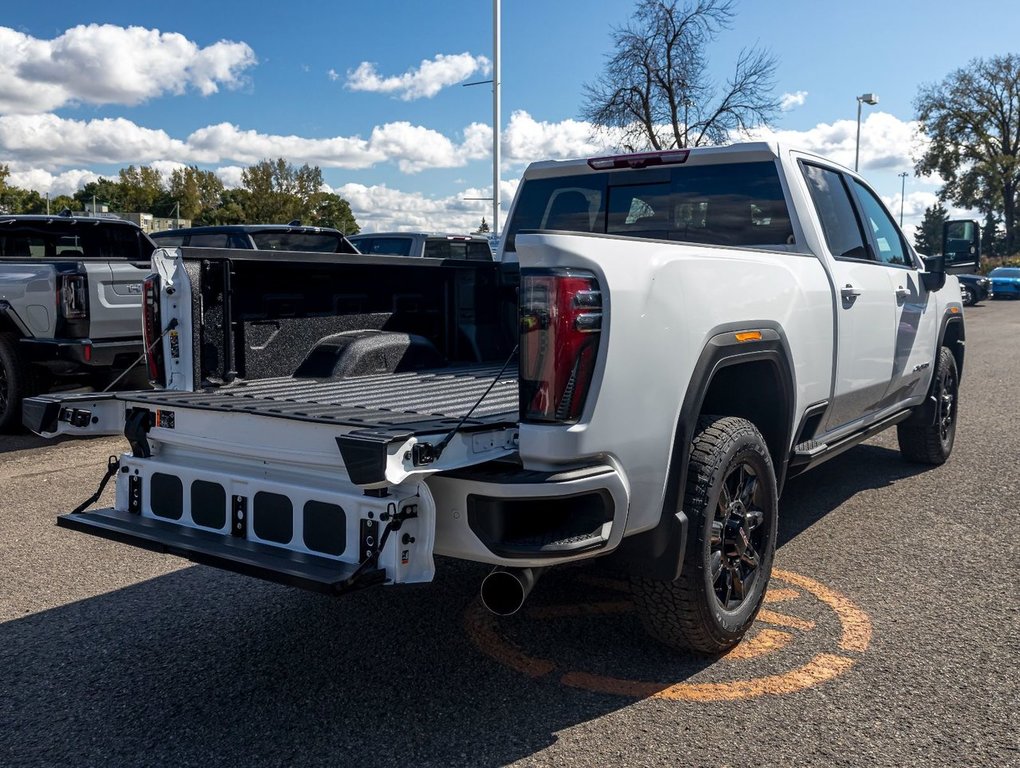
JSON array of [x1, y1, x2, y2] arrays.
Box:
[[27, 143, 971, 654]]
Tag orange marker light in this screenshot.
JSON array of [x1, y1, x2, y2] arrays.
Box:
[[735, 331, 763, 343], [950, 306, 960, 314]]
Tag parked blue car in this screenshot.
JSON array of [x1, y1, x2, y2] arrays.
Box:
[[989, 267, 1020, 299]]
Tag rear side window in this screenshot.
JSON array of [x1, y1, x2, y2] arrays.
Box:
[[504, 161, 792, 251], [188, 233, 230, 248], [352, 237, 414, 257], [423, 238, 493, 260], [801, 164, 868, 260], [151, 233, 186, 247]]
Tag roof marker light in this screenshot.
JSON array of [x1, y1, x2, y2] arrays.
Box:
[[587, 149, 690, 170]]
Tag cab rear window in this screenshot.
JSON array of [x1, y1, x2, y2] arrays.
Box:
[[0, 225, 150, 259], [504, 161, 792, 252]]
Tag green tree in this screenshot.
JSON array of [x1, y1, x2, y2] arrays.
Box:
[[75, 178, 125, 213], [206, 188, 250, 225], [241, 158, 325, 223], [50, 195, 77, 214], [915, 54, 1020, 254], [169, 166, 225, 222], [980, 210, 1002, 257], [118, 165, 167, 213], [582, 0, 779, 150], [310, 192, 359, 233], [914, 202, 948, 255], [474, 217, 490, 234]]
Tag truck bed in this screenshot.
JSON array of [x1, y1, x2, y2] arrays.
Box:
[[125, 364, 519, 434]]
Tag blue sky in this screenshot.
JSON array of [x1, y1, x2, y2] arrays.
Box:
[[1, 0, 1014, 233]]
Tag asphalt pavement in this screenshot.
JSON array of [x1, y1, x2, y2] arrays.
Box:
[[1, 300, 1017, 768]]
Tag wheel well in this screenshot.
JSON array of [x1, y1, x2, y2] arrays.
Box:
[[942, 319, 964, 379], [699, 359, 791, 473]]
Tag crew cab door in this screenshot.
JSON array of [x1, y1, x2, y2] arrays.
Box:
[[843, 177, 940, 406], [800, 162, 898, 430]]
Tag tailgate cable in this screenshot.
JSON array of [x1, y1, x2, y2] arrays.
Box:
[[69, 455, 121, 515], [428, 343, 519, 463], [99, 318, 179, 393]]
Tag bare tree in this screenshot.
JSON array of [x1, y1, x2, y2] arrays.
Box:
[[915, 54, 1020, 255], [582, 0, 779, 151]]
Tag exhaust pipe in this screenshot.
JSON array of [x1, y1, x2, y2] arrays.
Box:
[[480, 567, 543, 616]]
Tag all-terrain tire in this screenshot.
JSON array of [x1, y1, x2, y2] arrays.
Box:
[[896, 346, 958, 465], [631, 416, 778, 655], [0, 332, 29, 433]]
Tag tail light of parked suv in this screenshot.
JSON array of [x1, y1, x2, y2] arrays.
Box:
[[59, 274, 88, 320], [519, 269, 602, 423], [142, 273, 166, 386]]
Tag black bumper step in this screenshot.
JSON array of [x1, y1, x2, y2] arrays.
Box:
[[57, 508, 384, 594]]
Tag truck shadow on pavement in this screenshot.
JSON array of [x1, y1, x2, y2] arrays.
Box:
[[0, 444, 930, 768]]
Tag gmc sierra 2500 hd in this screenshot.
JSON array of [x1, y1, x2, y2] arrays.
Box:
[[27, 143, 970, 654]]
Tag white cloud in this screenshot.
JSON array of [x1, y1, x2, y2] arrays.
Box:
[[0, 24, 256, 114], [345, 52, 491, 100], [779, 90, 808, 111], [335, 181, 512, 233], [215, 166, 245, 188], [502, 110, 618, 166], [750, 112, 926, 172], [5, 167, 99, 196], [327, 68, 340, 82]]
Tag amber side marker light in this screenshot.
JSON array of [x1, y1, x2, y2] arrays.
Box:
[[735, 330, 763, 343], [950, 307, 960, 314]]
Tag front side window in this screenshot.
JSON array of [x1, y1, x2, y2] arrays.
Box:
[[849, 179, 911, 267], [352, 237, 413, 257], [801, 164, 868, 260]]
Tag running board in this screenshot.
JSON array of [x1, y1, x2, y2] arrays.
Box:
[[57, 508, 385, 594], [787, 409, 913, 475]]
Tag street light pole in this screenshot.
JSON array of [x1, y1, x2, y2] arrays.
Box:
[[492, 0, 501, 238], [898, 172, 908, 227], [855, 92, 879, 172]]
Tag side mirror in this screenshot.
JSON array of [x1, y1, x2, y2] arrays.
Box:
[[942, 219, 980, 274], [922, 254, 946, 292]]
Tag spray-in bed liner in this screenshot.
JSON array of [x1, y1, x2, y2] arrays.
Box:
[[126, 364, 519, 434]]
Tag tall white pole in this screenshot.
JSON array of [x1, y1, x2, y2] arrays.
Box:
[[492, 0, 501, 238]]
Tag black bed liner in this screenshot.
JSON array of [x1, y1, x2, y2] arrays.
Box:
[[126, 364, 519, 433]]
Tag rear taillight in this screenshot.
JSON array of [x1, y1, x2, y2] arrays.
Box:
[[142, 273, 166, 386], [520, 269, 603, 423], [60, 274, 88, 320]]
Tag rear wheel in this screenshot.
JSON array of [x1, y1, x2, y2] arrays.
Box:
[[0, 333, 29, 433], [960, 285, 975, 306], [897, 346, 958, 465], [631, 416, 778, 655]]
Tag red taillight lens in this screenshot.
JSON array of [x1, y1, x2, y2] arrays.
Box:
[[520, 269, 602, 423], [60, 274, 88, 320], [142, 273, 166, 386]]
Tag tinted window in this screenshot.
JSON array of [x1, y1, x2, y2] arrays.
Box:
[[250, 233, 343, 252], [188, 233, 230, 248], [0, 224, 148, 259], [801, 164, 868, 260], [423, 238, 493, 260], [352, 237, 414, 257], [504, 161, 792, 251], [849, 179, 910, 267], [151, 233, 186, 246]]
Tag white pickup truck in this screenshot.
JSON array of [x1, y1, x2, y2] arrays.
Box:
[[27, 143, 970, 654]]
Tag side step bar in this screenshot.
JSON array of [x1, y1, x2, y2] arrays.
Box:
[[787, 408, 913, 476], [58, 509, 385, 594]]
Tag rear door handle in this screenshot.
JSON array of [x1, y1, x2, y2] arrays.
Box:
[[840, 284, 862, 300], [895, 286, 910, 299]]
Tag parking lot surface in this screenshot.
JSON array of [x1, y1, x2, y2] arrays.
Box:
[[1, 301, 1017, 768]]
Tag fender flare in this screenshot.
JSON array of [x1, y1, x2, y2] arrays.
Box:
[[610, 322, 796, 579]]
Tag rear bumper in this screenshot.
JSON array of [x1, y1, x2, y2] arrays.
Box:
[[20, 337, 142, 371], [427, 461, 631, 566]]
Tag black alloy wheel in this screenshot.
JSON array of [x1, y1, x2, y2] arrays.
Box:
[[710, 463, 766, 610]]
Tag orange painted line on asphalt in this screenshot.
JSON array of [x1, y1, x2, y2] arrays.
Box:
[[763, 588, 800, 603], [527, 600, 635, 620], [723, 628, 793, 661], [756, 609, 816, 632], [462, 603, 556, 679], [560, 653, 856, 701], [773, 569, 873, 652]]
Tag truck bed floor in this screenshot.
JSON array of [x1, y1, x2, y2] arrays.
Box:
[[125, 364, 519, 433]]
